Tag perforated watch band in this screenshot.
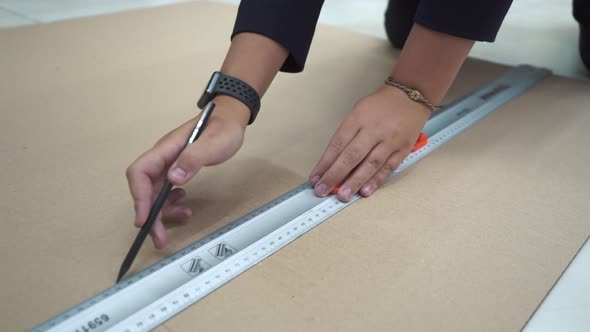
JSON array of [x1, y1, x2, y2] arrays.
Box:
[[197, 72, 261, 125]]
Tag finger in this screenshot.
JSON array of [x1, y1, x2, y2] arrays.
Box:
[[309, 119, 359, 185], [359, 152, 405, 197], [167, 139, 217, 186], [130, 175, 162, 228], [150, 216, 168, 249], [336, 142, 392, 201], [166, 187, 186, 205], [314, 130, 378, 197], [127, 143, 181, 227], [166, 117, 235, 186], [162, 205, 192, 223], [127, 163, 155, 228], [160, 188, 191, 222]]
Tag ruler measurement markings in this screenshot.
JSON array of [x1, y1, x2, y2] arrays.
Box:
[[31, 65, 551, 332]]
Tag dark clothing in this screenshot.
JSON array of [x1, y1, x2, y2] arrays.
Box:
[[384, 0, 420, 49], [574, 0, 590, 24], [232, 0, 324, 72], [580, 25, 590, 69], [574, 0, 590, 69], [232, 0, 590, 73], [232, 0, 512, 72]]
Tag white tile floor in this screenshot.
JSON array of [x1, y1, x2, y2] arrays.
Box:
[[1, 0, 588, 330]]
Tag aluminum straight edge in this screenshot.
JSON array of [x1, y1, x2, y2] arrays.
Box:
[[31, 65, 551, 332], [108, 65, 551, 331]]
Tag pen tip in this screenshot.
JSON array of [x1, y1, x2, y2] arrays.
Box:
[[116, 266, 127, 283]]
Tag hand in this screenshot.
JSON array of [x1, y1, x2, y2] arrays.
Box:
[[309, 85, 431, 201], [125, 96, 250, 249]]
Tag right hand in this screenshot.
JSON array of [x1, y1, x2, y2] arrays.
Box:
[[125, 96, 250, 249]]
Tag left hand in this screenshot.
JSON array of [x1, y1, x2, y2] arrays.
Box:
[[309, 85, 431, 201]]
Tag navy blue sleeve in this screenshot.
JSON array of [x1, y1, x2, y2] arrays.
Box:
[[574, 0, 589, 24], [415, 0, 513, 42], [231, 0, 325, 73], [232, 0, 512, 73]]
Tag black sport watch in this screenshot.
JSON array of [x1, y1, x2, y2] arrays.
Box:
[[197, 71, 261, 125]]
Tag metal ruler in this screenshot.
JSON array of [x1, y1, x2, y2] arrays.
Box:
[[31, 65, 550, 332]]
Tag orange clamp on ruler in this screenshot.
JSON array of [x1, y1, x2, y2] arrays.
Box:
[[412, 132, 428, 152], [331, 132, 428, 195]]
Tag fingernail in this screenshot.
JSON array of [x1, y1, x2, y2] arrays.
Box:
[[361, 184, 374, 196], [315, 183, 327, 197], [311, 175, 320, 185], [341, 187, 352, 200], [182, 208, 192, 217], [169, 168, 186, 181]]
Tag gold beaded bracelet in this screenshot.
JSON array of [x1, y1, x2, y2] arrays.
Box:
[[384, 77, 442, 112]]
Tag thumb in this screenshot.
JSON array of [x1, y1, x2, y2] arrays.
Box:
[[167, 141, 214, 186]]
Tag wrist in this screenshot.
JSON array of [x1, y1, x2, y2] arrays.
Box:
[[210, 95, 250, 129], [375, 85, 431, 120], [391, 24, 474, 104], [222, 33, 288, 97]]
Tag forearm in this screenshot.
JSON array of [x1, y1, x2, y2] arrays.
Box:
[[221, 32, 289, 97], [212, 32, 289, 126], [391, 24, 475, 105]]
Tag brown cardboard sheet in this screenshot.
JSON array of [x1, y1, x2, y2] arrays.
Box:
[[1, 2, 589, 331]]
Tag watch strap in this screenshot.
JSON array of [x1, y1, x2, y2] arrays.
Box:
[[198, 72, 261, 125]]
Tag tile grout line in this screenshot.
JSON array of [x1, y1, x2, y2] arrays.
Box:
[[0, 4, 41, 23]]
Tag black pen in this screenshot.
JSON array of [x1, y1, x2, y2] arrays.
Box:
[[116, 102, 216, 282]]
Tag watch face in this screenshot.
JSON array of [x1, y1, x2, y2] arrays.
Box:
[[198, 72, 221, 109], [206, 72, 221, 94]]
